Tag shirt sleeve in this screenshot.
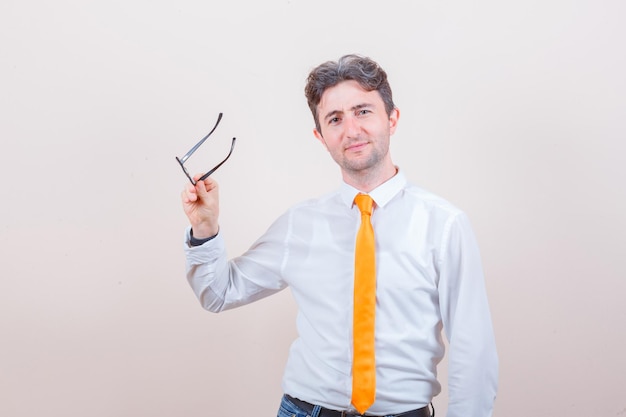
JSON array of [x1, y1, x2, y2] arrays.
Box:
[[437, 213, 499, 417], [183, 212, 290, 312]]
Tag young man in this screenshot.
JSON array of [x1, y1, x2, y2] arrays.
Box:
[[181, 54, 498, 417]]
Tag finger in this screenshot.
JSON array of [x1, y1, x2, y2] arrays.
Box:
[[195, 176, 218, 197], [182, 184, 198, 203]]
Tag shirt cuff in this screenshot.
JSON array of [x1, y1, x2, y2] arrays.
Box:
[[189, 229, 218, 246]]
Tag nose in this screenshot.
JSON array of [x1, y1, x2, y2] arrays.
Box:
[[343, 114, 361, 138]]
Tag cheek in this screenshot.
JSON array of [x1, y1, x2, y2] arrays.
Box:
[[328, 138, 346, 154], [320, 131, 340, 148]]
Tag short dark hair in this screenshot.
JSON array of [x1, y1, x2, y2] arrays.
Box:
[[304, 54, 395, 132]]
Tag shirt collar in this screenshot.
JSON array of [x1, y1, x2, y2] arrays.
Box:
[[339, 168, 407, 209]]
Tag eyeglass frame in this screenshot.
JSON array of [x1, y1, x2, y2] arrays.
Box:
[[175, 113, 236, 185]]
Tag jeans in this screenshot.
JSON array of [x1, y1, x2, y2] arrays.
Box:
[[276, 395, 433, 417], [277, 395, 322, 417]]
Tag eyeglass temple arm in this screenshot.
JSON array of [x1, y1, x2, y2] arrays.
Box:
[[198, 137, 237, 182], [178, 112, 223, 164]]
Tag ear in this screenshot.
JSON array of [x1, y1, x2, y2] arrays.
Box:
[[313, 128, 328, 150], [389, 107, 400, 135]]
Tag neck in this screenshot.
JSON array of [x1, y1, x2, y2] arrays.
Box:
[[342, 162, 398, 193]]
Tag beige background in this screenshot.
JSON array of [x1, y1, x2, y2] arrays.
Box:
[[1, 1, 625, 416]]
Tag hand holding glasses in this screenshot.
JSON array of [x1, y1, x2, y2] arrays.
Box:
[[175, 113, 236, 185]]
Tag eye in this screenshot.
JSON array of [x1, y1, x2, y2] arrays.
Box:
[[328, 117, 340, 125], [357, 109, 371, 116]]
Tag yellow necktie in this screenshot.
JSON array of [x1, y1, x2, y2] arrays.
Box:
[[351, 193, 376, 414]]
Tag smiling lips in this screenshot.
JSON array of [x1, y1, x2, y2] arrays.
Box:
[[346, 141, 369, 152]]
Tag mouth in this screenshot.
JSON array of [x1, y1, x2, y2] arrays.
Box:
[[345, 141, 369, 152]]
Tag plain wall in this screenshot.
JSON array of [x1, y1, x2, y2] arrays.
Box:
[[1, 1, 625, 416]]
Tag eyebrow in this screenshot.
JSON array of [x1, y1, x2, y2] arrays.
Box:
[[323, 103, 372, 122]]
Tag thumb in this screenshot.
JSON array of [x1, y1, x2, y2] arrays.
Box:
[[194, 175, 218, 199]]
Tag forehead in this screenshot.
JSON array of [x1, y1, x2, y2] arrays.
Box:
[[318, 80, 384, 112]]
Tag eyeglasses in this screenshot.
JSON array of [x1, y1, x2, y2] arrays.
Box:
[[175, 113, 236, 185]]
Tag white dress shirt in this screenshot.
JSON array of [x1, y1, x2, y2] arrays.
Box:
[[184, 170, 498, 416]]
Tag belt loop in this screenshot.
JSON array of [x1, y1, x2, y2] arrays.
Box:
[[310, 404, 322, 417]]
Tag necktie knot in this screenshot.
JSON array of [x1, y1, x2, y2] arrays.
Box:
[[354, 193, 373, 216]]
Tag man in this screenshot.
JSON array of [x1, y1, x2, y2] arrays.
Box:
[[181, 54, 498, 417]]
